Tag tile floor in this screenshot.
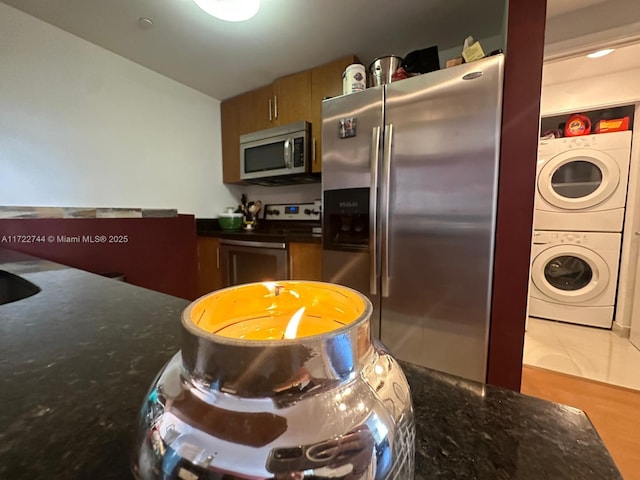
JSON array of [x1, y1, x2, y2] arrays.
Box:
[[523, 317, 640, 391]]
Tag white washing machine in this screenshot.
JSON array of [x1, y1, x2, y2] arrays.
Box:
[[529, 230, 622, 328], [534, 130, 632, 232]]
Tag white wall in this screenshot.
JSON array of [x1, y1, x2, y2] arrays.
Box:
[[540, 60, 640, 333], [0, 3, 237, 218]]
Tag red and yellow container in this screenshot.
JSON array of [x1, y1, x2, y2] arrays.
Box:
[[595, 117, 630, 134], [564, 113, 592, 137]]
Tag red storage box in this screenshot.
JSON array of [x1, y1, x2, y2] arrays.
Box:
[[595, 117, 630, 133]]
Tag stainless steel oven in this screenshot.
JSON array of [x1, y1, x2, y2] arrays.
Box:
[[219, 239, 288, 287]]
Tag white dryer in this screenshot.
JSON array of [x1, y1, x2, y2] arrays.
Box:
[[529, 230, 621, 328], [534, 130, 632, 232]]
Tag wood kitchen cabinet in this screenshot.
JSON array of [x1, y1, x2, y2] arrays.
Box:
[[220, 55, 356, 183], [310, 55, 358, 173], [197, 236, 223, 296], [221, 92, 256, 184], [249, 84, 275, 132], [289, 242, 322, 281], [250, 72, 312, 128], [272, 71, 312, 126]]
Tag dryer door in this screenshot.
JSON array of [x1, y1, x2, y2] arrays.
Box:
[[537, 149, 620, 210], [531, 245, 610, 303]]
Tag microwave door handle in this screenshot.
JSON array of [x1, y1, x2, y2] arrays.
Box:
[[284, 138, 293, 169]]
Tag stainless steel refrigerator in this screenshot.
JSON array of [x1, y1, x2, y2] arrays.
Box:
[[321, 55, 504, 382]]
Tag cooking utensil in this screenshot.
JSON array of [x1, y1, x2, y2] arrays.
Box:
[[248, 200, 262, 215]]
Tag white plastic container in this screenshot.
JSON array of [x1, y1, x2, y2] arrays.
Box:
[[342, 63, 366, 95]]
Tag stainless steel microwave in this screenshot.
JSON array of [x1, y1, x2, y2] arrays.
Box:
[[240, 121, 318, 185]]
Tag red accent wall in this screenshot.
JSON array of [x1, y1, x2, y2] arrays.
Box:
[[487, 0, 547, 390], [0, 215, 197, 300]]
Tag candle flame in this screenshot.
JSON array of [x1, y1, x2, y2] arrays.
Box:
[[262, 281, 276, 293], [283, 307, 306, 339], [262, 281, 283, 296]]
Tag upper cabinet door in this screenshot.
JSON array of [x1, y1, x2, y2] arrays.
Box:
[[220, 86, 274, 184], [272, 70, 311, 126], [251, 84, 275, 132], [221, 91, 255, 184], [311, 55, 357, 173]]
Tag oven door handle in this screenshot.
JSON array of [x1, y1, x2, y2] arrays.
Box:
[[220, 239, 287, 249]]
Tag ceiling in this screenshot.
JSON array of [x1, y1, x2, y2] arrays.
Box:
[[3, 0, 640, 101], [544, 0, 640, 58], [542, 0, 640, 81], [1, 0, 505, 100], [545, 0, 608, 17], [543, 42, 640, 85]]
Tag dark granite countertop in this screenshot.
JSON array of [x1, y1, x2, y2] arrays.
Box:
[[0, 248, 620, 479]]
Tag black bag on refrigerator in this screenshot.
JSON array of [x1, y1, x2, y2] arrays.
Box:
[[402, 45, 440, 74]]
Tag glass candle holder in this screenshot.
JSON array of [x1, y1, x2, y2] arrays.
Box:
[[133, 281, 415, 479]]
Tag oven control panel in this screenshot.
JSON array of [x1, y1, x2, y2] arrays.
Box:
[[264, 203, 320, 221]]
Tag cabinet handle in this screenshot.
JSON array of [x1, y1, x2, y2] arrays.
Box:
[[274, 95, 278, 119], [216, 247, 220, 269], [268, 98, 273, 121], [312, 137, 317, 165], [289, 253, 293, 279]]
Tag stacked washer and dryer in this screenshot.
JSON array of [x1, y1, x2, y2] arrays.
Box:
[[529, 130, 633, 328]]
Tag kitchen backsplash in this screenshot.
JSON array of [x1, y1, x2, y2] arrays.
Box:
[[226, 184, 321, 211]]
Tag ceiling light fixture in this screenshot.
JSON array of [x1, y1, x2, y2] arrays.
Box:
[[193, 0, 260, 22], [586, 48, 615, 59]]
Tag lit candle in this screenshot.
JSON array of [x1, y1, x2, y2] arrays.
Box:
[[190, 281, 365, 340]]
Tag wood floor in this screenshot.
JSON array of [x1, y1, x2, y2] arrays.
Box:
[[521, 365, 640, 480]]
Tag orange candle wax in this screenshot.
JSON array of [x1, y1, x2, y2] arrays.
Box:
[[190, 281, 366, 340]]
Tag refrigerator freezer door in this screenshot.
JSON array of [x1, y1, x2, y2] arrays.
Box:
[[380, 55, 504, 382], [321, 88, 384, 190], [322, 88, 384, 338]]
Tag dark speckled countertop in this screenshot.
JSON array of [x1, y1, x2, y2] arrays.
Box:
[[0, 248, 620, 479]]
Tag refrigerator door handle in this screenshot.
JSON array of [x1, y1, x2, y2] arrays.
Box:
[[369, 126, 381, 296], [381, 123, 393, 298]]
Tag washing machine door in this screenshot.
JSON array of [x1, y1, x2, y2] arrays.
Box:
[[537, 149, 620, 210], [531, 245, 609, 303]]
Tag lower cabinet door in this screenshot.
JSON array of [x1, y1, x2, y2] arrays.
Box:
[[197, 237, 223, 296], [289, 242, 322, 281]]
